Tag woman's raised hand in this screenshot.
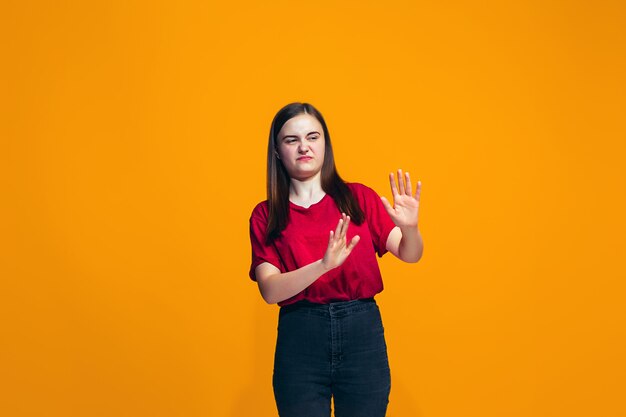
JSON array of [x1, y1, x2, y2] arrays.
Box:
[[381, 169, 421, 229], [321, 213, 361, 271]]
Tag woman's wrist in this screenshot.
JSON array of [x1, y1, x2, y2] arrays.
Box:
[[398, 226, 423, 263], [399, 224, 419, 235], [319, 258, 333, 272]]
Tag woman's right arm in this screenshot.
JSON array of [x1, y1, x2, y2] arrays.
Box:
[[255, 213, 360, 304], [255, 260, 328, 305]]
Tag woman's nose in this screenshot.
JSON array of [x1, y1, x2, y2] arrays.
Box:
[[298, 142, 309, 153]]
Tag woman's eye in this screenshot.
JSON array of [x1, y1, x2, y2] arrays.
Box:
[[309, 136, 319, 140]]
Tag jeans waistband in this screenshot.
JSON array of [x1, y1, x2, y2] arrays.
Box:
[[279, 297, 377, 317]]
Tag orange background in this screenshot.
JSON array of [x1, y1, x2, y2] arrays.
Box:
[[2, 1, 625, 416]]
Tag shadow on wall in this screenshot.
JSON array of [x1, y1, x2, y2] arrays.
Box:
[[230, 298, 279, 417], [380, 301, 424, 417], [385, 376, 424, 417]]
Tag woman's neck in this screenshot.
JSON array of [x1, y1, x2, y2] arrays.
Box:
[[289, 173, 325, 202]]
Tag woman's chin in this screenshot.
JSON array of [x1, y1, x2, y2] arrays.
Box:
[[289, 169, 322, 181]]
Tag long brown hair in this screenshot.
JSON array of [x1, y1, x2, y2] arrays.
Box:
[[265, 102, 364, 244]]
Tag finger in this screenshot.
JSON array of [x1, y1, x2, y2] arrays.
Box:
[[341, 213, 351, 239], [346, 235, 361, 252], [397, 169, 405, 195], [328, 230, 334, 247], [337, 213, 347, 236], [336, 215, 346, 242], [415, 180, 421, 201], [405, 171, 413, 197], [341, 215, 351, 239], [333, 217, 343, 239], [388, 172, 399, 196]]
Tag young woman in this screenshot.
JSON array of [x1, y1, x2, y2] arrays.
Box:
[[248, 102, 423, 417]]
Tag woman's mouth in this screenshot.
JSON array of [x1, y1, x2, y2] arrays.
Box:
[[297, 156, 313, 162]]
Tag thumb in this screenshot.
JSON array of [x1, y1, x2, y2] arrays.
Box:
[[346, 235, 361, 252], [380, 196, 394, 214]]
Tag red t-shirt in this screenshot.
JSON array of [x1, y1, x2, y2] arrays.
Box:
[[248, 182, 397, 306]]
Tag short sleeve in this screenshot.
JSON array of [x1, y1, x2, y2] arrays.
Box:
[[351, 183, 397, 257], [248, 203, 284, 281]]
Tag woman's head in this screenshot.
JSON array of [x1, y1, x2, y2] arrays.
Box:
[[267, 102, 337, 187], [274, 113, 325, 181]]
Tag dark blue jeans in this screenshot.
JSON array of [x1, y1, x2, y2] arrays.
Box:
[[273, 298, 391, 417]]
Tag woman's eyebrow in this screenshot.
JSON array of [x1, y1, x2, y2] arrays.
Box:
[[282, 131, 321, 139]]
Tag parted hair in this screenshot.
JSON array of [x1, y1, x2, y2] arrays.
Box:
[[265, 102, 365, 244]]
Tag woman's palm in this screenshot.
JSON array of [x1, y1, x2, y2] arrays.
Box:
[[381, 169, 421, 228], [322, 213, 360, 270]]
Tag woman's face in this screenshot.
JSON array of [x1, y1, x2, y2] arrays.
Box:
[[276, 113, 326, 181]]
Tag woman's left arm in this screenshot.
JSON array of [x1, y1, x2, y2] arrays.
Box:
[[381, 169, 424, 263]]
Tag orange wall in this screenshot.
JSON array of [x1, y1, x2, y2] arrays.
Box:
[[2, 1, 625, 416]]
